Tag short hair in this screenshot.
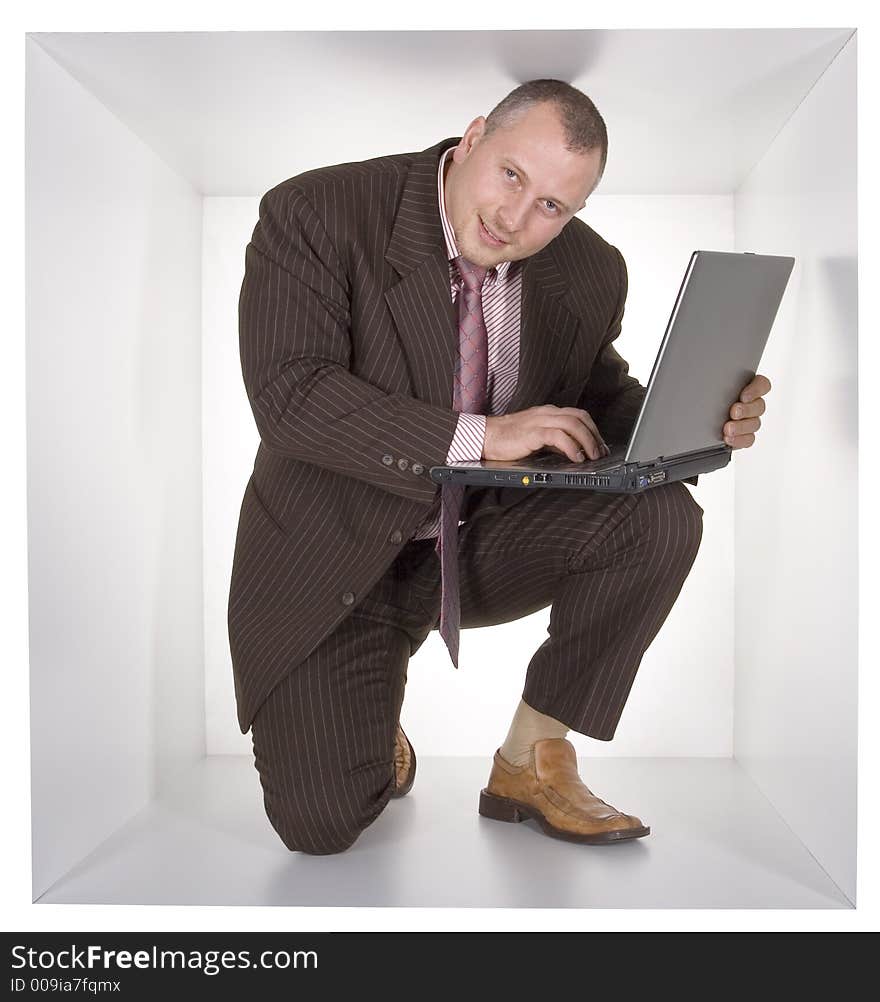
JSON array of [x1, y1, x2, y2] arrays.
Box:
[[482, 79, 608, 191]]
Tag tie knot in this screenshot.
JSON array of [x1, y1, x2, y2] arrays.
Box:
[[455, 256, 489, 293]]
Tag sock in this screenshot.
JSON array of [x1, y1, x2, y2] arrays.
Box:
[[499, 698, 569, 768]]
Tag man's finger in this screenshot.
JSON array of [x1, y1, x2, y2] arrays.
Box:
[[726, 432, 756, 449], [741, 373, 771, 402], [570, 424, 603, 460], [730, 397, 766, 420], [547, 428, 598, 462], [573, 408, 608, 452], [724, 416, 761, 438]]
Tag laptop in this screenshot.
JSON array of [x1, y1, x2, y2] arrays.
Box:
[[430, 249, 795, 494]]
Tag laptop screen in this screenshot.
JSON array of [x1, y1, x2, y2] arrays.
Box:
[[625, 250, 794, 462]]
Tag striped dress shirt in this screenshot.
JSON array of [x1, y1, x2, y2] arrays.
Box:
[[410, 145, 524, 541]]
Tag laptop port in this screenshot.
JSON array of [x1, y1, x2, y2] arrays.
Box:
[[533, 473, 551, 484], [638, 470, 668, 487]]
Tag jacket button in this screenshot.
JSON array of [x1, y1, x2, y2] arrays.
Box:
[[381, 454, 394, 466], [389, 529, 403, 544], [397, 458, 409, 471], [341, 591, 355, 606], [412, 463, 424, 475]]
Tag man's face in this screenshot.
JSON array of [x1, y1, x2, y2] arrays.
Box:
[[443, 102, 603, 269]]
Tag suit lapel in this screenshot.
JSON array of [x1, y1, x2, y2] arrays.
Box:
[[507, 249, 579, 413], [384, 136, 579, 414], [385, 137, 461, 409]]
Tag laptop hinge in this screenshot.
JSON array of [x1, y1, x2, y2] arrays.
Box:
[[637, 444, 731, 466]]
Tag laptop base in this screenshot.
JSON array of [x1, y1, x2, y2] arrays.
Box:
[[429, 446, 731, 494]]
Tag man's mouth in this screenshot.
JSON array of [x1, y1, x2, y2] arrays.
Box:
[[479, 216, 507, 247]]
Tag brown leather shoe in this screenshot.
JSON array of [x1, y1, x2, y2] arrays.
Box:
[[478, 737, 650, 843], [390, 723, 416, 798]]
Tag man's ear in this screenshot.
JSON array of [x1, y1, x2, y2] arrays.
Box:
[[456, 116, 487, 159]]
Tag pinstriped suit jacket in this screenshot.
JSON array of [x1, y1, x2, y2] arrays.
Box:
[[228, 135, 648, 734]]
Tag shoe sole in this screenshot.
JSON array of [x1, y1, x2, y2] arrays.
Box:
[[390, 727, 416, 799], [478, 789, 650, 844]]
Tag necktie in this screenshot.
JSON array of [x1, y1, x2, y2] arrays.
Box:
[[436, 255, 490, 668]]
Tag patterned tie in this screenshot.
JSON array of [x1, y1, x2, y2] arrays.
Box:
[[436, 255, 490, 668]]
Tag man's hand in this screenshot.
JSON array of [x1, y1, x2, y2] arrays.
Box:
[[723, 373, 771, 449], [483, 405, 611, 463]]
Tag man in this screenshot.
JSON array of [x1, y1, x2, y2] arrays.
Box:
[[229, 79, 770, 854]]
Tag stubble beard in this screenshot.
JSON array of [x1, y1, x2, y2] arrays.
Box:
[[460, 213, 514, 268]]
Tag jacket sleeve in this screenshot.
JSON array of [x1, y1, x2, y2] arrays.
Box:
[[579, 247, 699, 487], [237, 183, 460, 505]]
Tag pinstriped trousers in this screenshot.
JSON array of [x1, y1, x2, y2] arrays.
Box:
[[250, 480, 704, 854]]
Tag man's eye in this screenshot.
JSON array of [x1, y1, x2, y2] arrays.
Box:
[[504, 168, 517, 180], [545, 201, 558, 212]]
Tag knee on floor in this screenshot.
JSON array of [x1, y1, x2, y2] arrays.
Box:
[[266, 806, 366, 855], [279, 827, 360, 855], [263, 779, 391, 856]]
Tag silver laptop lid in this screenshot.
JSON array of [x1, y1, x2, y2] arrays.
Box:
[[625, 250, 795, 463]]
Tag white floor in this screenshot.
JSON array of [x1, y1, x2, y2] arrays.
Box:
[[35, 755, 852, 909]]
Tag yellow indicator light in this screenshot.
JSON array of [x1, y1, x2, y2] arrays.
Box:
[[521, 475, 531, 485]]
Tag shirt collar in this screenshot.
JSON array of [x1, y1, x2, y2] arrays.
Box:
[[438, 144, 513, 284]]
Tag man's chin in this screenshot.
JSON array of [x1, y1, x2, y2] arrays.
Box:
[[459, 242, 512, 269]]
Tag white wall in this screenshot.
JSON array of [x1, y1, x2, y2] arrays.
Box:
[[734, 36, 858, 902], [203, 197, 262, 752], [26, 39, 204, 899], [24, 26, 858, 907], [204, 191, 736, 758]]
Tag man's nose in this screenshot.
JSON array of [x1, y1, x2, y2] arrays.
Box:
[[497, 195, 530, 234]]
